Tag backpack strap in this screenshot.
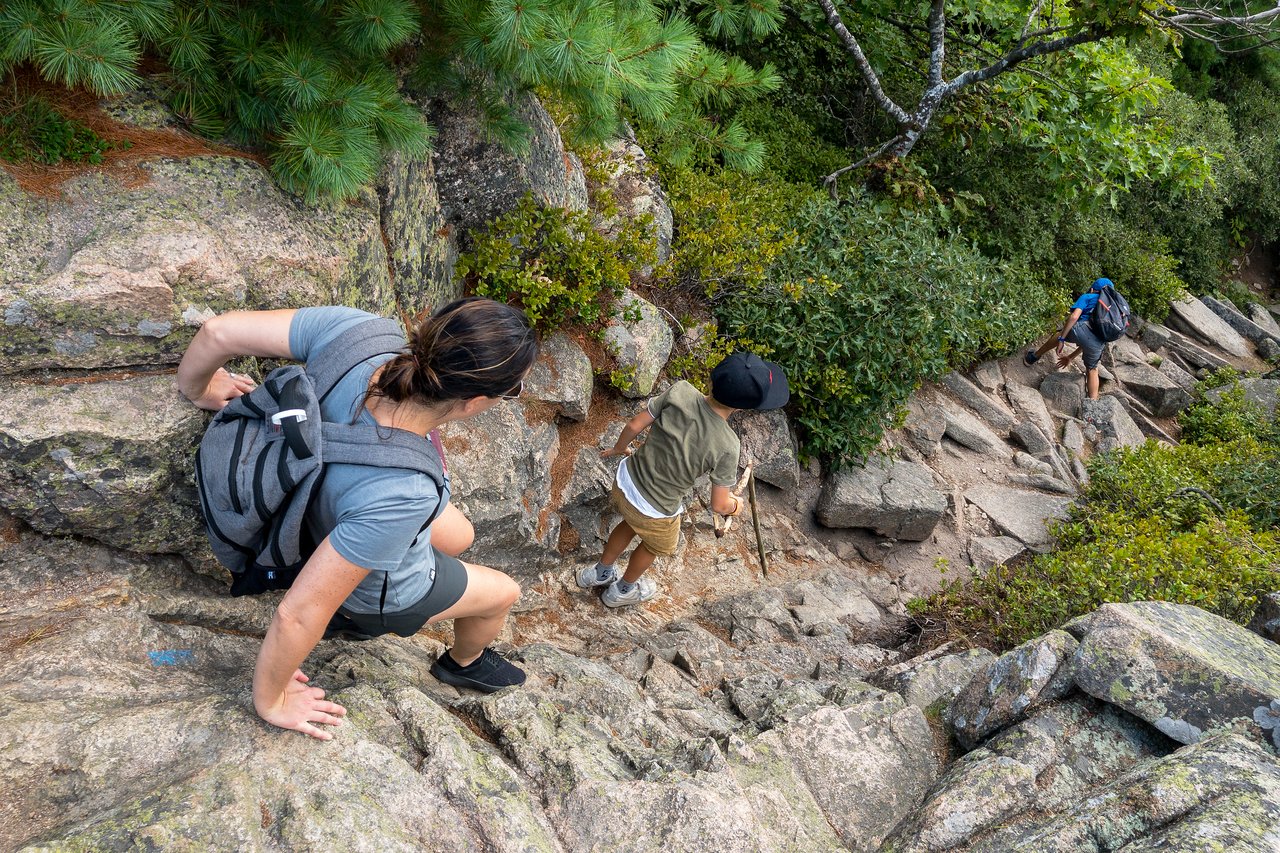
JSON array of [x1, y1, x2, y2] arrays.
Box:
[[306, 317, 409, 403]]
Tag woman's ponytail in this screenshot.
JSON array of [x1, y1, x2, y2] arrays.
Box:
[[369, 297, 536, 407]]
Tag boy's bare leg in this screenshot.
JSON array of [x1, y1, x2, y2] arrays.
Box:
[[600, 520, 637, 567], [1085, 367, 1100, 399], [1034, 334, 1059, 358], [622, 543, 657, 583]]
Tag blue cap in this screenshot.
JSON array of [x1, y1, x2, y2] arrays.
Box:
[[1091, 277, 1112, 290]]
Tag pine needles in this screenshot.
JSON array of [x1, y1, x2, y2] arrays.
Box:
[[2, 0, 783, 199]]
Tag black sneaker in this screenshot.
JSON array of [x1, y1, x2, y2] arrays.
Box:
[[1023, 350, 1040, 366], [431, 648, 526, 693]]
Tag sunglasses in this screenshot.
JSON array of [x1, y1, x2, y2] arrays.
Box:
[[498, 379, 524, 401]]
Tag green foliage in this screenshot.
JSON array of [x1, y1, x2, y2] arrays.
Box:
[[715, 193, 1047, 464], [915, 389, 1280, 648], [1179, 375, 1277, 446], [418, 0, 782, 170], [664, 321, 747, 392], [2, 0, 435, 201], [455, 193, 654, 330], [656, 164, 814, 296], [0, 90, 116, 165]]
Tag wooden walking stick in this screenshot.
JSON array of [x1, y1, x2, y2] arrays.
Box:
[[746, 470, 767, 578]]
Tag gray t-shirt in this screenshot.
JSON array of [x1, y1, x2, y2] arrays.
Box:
[[627, 381, 740, 516], [289, 306, 452, 615]]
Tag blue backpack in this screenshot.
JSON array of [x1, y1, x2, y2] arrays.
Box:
[[1091, 284, 1131, 342]]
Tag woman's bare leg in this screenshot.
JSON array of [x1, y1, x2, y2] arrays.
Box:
[[425, 562, 519, 665]]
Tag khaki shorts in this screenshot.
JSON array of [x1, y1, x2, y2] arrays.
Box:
[[611, 483, 681, 557]]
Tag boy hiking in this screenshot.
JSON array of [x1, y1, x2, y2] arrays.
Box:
[[1024, 277, 1129, 401], [578, 353, 790, 608]]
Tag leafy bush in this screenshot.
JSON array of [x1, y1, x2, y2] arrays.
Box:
[[715, 193, 1048, 464], [455, 194, 653, 331], [656, 164, 813, 297], [0, 91, 115, 165], [1179, 380, 1275, 446]]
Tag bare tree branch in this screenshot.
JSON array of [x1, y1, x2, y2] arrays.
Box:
[[822, 133, 907, 198], [926, 0, 947, 89], [816, 0, 911, 125], [1166, 3, 1280, 26], [945, 26, 1101, 93]]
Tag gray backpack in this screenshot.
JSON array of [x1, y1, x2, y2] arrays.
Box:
[[194, 318, 446, 597]]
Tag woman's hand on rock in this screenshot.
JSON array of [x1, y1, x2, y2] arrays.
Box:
[[256, 669, 347, 740], [187, 367, 255, 411]]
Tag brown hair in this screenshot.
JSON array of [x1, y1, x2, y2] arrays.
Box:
[[369, 297, 537, 408]]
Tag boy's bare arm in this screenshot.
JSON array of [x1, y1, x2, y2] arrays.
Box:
[[601, 409, 656, 458], [710, 485, 743, 517]]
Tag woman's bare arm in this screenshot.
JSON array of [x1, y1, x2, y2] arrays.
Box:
[[177, 309, 298, 410], [253, 537, 369, 740]]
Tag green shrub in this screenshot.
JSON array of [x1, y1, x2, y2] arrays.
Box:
[[715, 193, 1047, 464], [0, 91, 115, 165], [656, 164, 814, 297], [455, 194, 654, 331], [1179, 374, 1276, 445]]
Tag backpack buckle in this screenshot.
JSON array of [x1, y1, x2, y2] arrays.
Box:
[[270, 409, 308, 428]]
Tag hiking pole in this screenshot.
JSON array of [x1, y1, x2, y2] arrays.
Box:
[[746, 470, 767, 578]]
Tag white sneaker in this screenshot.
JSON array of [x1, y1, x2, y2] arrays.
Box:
[[601, 577, 658, 608], [576, 563, 619, 589]]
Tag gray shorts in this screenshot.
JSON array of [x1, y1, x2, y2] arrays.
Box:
[[335, 548, 469, 637], [1067, 322, 1105, 370]]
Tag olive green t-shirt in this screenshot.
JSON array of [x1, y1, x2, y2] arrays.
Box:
[[628, 380, 741, 516]]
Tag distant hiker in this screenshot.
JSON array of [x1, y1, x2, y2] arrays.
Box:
[[178, 298, 537, 739], [580, 353, 789, 608], [1024, 277, 1130, 400]]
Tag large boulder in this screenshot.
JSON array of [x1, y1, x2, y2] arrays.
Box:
[[887, 698, 1173, 852], [732, 408, 800, 491], [1068, 601, 1280, 746], [439, 401, 560, 573], [524, 331, 594, 422], [1037, 372, 1085, 418], [964, 485, 1072, 551], [1206, 377, 1280, 419], [728, 692, 940, 850], [873, 647, 997, 714], [1202, 295, 1280, 352], [1112, 361, 1192, 417], [595, 136, 674, 271], [377, 147, 462, 312], [940, 371, 1015, 432], [1005, 381, 1056, 438], [0, 375, 204, 553], [0, 160, 393, 374], [602, 290, 673, 399], [940, 402, 1011, 458], [1167, 296, 1253, 358], [1249, 592, 1280, 645], [1081, 395, 1145, 454], [952, 732, 1280, 852], [816, 458, 948, 541], [1248, 302, 1280, 337], [947, 630, 1079, 750], [427, 91, 588, 240]]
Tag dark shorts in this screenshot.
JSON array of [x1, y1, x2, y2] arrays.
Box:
[[1067, 322, 1105, 370], [335, 548, 469, 638]]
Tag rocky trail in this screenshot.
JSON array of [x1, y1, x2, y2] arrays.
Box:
[[3, 87, 1280, 850]]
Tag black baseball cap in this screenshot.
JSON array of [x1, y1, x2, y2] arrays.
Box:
[[710, 352, 790, 411]]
